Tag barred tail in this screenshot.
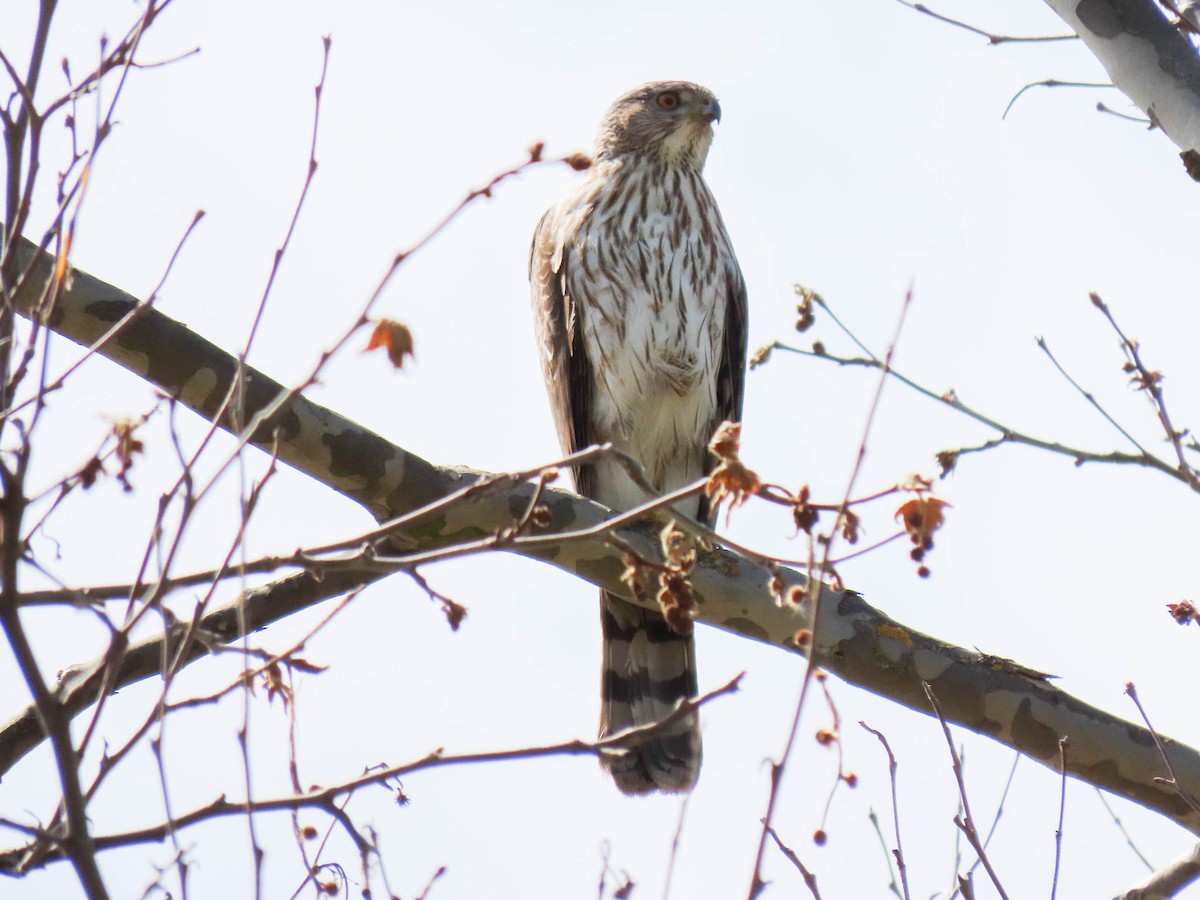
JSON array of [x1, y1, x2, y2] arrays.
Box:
[[599, 591, 701, 794]]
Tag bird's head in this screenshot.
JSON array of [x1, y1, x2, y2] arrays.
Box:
[[594, 81, 722, 170]]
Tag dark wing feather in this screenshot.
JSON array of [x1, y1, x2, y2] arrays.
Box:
[[698, 264, 749, 526], [529, 208, 595, 498]]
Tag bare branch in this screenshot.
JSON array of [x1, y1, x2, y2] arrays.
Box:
[[1126, 683, 1200, 817], [1043, 0, 1200, 156], [1116, 843, 1200, 899], [1051, 737, 1069, 899], [761, 821, 822, 899], [1003, 80, 1114, 119], [764, 289, 1198, 490], [0, 676, 743, 873], [925, 682, 1011, 900], [892, 0, 1077, 43], [861, 722, 911, 900]]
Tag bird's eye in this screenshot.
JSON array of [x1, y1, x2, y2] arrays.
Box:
[[656, 91, 681, 110]]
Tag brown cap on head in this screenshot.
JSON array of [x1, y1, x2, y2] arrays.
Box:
[[594, 81, 722, 169]]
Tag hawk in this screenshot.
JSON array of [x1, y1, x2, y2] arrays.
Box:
[[530, 81, 747, 794]]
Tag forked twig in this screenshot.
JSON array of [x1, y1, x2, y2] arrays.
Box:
[[746, 287, 915, 899], [761, 821, 822, 899], [924, 682, 1011, 900], [861, 722, 911, 900], [1125, 683, 1200, 817]]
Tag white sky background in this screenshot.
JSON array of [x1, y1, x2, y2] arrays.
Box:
[[3, 0, 1200, 898]]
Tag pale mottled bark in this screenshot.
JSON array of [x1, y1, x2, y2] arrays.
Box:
[[1044, 0, 1200, 154], [3, 238, 1200, 847]]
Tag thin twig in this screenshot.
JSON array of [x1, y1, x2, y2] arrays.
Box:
[[860, 722, 911, 900], [1125, 683, 1200, 816], [924, 682, 1011, 900], [761, 821, 822, 899], [866, 809, 904, 899], [661, 794, 690, 900], [1050, 737, 1069, 900], [891, 0, 1077, 43], [1090, 293, 1199, 490], [950, 751, 1020, 899], [746, 287, 915, 899], [1035, 335, 1148, 455], [1096, 102, 1152, 124], [1003, 80, 1113, 119], [0, 675, 743, 871], [1095, 788, 1154, 872], [767, 339, 1191, 487]]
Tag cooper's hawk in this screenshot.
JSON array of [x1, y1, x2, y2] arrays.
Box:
[[529, 81, 747, 794]]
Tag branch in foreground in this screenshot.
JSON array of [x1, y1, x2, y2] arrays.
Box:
[[6, 240, 1200, 845], [1116, 842, 1200, 899], [0, 567, 376, 778], [0, 676, 742, 873], [925, 682, 1010, 900]]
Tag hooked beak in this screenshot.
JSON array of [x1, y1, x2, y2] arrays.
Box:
[[701, 98, 722, 124]]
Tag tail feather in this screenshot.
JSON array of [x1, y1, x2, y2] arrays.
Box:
[[599, 592, 701, 794]]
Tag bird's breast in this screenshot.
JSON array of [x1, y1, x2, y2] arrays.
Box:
[[565, 171, 733, 483]]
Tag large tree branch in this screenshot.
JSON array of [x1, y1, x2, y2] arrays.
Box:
[[1043, 0, 1200, 155], [4, 238, 1200, 847]]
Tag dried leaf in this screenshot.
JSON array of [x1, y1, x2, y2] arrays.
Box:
[[111, 419, 145, 491], [840, 508, 859, 544], [748, 343, 773, 369], [262, 661, 292, 709], [791, 483, 819, 534], [707, 420, 743, 461], [78, 457, 105, 489], [659, 520, 695, 569], [895, 495, 950, 551], [794, 284, 817, 332], [620, 553, 651, 604], [705, 422, 759, 517], [365, 319, 415, 369], [286, 656, 329, 675], [656, 521, 697, 635], [897, 472, 933, 492], [935, 450, 959, 477], [443, 599, 467, 631], [1168, 601, 1198, 625]]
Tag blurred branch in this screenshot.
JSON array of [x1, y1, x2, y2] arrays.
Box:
[[1, 675, 743, 874], [1116, 843, 1200, 899], [761, 822, 822, 899]]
